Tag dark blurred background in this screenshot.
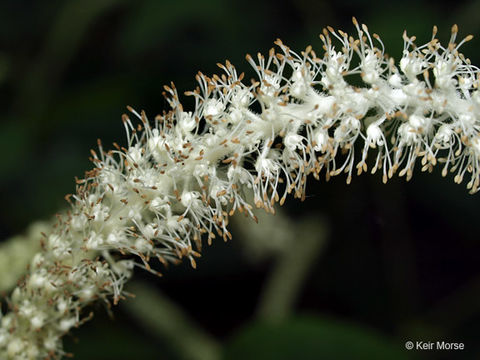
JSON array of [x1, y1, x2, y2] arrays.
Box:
[[1, 0, 480, 359]]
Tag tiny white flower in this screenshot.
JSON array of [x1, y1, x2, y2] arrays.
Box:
[[408, 114, 428, 131], [30, 312, 46, 330], [284, 133, 303, 151], [388, 73, 403, 88], [366, 122, 384, 147], [435, 124, 454, 146], [128, 145, 143, 164], [312, 128, 329, 151], [231, 86, 253, 108], [203, 99, 225, 118], [179, 111, 196, 132], [400, 52, 424, 79], [58, 318, 76, 333]]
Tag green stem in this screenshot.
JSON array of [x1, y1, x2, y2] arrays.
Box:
[[124, 282, 221, 360], [256, 216, 328, 322]]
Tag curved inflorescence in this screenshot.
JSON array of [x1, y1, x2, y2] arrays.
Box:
[[1, 19, 479, 359]]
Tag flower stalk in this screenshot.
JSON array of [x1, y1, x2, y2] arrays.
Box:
[[1, 18, 479, 359]]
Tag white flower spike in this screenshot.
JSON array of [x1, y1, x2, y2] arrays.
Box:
[[1, 19, 479, 359]]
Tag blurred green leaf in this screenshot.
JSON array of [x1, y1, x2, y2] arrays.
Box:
[[0, 122, 30, 178], [224, 315, 415, 360]]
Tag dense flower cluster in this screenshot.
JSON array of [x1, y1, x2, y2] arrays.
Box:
[[1, 19, 479, 359]]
